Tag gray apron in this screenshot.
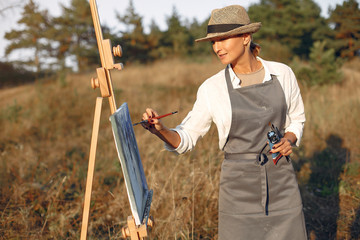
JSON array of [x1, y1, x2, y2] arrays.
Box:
[[219, 67, 307, 239]]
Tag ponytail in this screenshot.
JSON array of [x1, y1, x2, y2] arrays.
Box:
[[250, 41, 261, 57]]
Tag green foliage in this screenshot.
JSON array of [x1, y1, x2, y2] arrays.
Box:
[[187, 17, 213, 57], [4, 0, 51, 74], [53, 0, 99, 71], [328, 0, 360, 58], [157, 8, 212, 59], [292, 41, 342, 86], [115, 0, 151, 63], [115, 2, 211, 63], [147, 20, 164, 59], [248, 0, 331, 59], [163, 7, 191, 57]]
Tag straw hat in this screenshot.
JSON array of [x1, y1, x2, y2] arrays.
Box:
[[195, 5, 261, 42]]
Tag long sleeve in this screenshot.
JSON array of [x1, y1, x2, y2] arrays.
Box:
[[165, 84, 213, 154], [281, 66, 306, 146]]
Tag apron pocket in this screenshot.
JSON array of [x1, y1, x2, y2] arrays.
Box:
[[220, 159, 264, 214]]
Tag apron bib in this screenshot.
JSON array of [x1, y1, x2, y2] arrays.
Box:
[[218, 67, 307, 240]]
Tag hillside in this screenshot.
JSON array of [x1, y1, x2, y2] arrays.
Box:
[[0, 58, 359, 239]]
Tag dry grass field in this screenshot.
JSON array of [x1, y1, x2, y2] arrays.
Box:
[[0, 57, 359, 239]]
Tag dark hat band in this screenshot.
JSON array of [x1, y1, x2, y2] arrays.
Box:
[[207, 24, 244, 34]]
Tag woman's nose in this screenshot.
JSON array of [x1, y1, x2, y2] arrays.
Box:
[[213, 41, 220, 53]]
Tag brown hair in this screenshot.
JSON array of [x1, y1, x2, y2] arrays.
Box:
[[250, 41, 261, 57]]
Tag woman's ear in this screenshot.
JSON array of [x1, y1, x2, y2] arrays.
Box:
[[243, 33, 252, 46]]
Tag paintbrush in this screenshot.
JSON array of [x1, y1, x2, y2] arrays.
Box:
[[133, 111, 178, 126]]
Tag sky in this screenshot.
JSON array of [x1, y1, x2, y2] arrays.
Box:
[[0, 0, 349, 61]]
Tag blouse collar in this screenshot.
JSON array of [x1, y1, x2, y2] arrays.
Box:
[[227, 57, 279, 88]]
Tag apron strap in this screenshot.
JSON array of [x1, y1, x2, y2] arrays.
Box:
[[260, 164, 269, 215]]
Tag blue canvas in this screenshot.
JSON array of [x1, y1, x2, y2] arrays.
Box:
[[110, 102, 152, 226]]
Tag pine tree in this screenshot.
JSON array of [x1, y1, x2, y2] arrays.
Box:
[[162, 6, 191, 57], [188, 18, 212, 57], [328, 0, 360, 58], [116, 0, 150, 63], [54, 0, 98, 71], [4, 0, 51, 74], [248, 0, 331, 60], [147, 20, 163, 59], [292, 41, 342, 86], [47, 15, 72, 71]]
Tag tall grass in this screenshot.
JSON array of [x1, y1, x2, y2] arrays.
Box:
[[0, 57, 359, 239]]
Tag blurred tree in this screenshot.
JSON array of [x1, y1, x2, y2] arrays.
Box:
[[328, 0, 360, 58], [292, 41, 342, 86], [147, 19, 163, 59], [4, 0, 51, 74], [47, 16, 72, 71], [162, 6, 191, 57], [116, 0, 150, 63], [188, 17, 213, 57], [248, 0, 331, 61], [54, 0, 99, 71]]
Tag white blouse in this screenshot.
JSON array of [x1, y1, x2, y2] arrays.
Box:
[[166, 57, 306, 154]]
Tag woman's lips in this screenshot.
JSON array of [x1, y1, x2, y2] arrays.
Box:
[[218, 53, 227, 59]]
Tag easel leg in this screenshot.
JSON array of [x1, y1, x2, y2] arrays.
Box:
[[80, 97, 103, 240]]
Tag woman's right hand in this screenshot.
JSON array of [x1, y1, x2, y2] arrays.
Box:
[[141, 108, 165, 134], [140, 108, 181, 149]]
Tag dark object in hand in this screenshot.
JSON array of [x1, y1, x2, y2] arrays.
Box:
[[267, 124, 283, 165]]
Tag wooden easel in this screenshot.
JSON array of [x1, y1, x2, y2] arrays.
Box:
[[121, 216, 154, 239], [80, 0, 153, 239]]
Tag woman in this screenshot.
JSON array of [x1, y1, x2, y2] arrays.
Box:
[[141, 5, 307, 240]]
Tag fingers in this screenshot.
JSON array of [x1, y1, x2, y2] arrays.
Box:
[[142, 108, 159, 121], [270, 138, 293, 156], [141, 108, 162, 133]]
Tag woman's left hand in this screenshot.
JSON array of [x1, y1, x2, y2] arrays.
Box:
[[269, 138, 293, 156]]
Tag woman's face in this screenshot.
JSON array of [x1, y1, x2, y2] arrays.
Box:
[[212, 35, 249, 66]]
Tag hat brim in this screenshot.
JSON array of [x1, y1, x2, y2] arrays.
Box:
[[195, 22, 261, 42]]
